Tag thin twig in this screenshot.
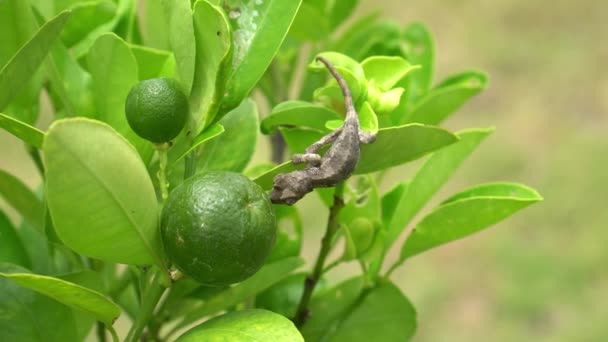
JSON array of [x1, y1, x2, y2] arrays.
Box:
[[293, 183, 345, 328]]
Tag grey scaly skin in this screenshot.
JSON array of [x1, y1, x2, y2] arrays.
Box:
[[270, 56, 376, 205]]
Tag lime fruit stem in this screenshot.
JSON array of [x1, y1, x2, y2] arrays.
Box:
[[156, 143, 170, 201]]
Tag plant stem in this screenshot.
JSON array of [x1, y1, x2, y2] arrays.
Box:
[[124, 271, 167, 342], [184, 150, 197, 180], [156, 145, 169, 201], [293, 183, 345, 328], [28, 146, 44, 177], [96, 322, 107, 342]]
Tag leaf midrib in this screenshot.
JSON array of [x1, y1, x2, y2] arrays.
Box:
[[52, 131, 160, 267]]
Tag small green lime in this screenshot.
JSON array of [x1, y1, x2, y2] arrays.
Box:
[[125, 77, 188, 143], [161, 171, 277, 286]]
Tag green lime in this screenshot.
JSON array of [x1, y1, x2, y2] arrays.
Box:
[[161, 171, 277, 286], [125, 77, 188, 143]]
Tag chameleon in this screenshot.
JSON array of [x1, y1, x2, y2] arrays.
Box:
[[270, 56, 376, 205]]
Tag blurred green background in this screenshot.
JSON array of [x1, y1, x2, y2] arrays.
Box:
[[1, 0, 606, 341], [353, 0, 607, 341]]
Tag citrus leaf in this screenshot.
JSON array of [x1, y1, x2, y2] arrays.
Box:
[[0, 271, 121, 327], [86, 33, 153, 162], [384, 128, 494, 248], [252, 161, 299, 190], [302, 276, 365, 340], [60, 1, 116, 47], [401, 22, 434, 106], [328, 280, 416, 342], [161, 0, 195, 93], [406, 71, 488, 125], [169, 123, 225, 168], [361, 56, 420, 90], [0, 113, 45, 147], [267, 205, 303, 262], [189, 0, 231, 132], [0, 263, 78, 342], [289, 2, 329, 41], [177, 309, 303, 341], [175, 257, 304, 330], [261, 101, 340, 134], [356, 124, 458, 174], [70, 0, 133, 59], [43, 118, 165, 269], [220, 0, 302, 114], [0, 211, 31, 268], [329, 0, 358, 30], [198, 98, 258, 173], [0, 10, 71, 111], [129, 44, 176, 80], [0, 169, 44, 231], [400, 182, 542, 260]]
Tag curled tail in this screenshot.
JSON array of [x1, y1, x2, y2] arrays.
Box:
[[316, 56, 358, 123]]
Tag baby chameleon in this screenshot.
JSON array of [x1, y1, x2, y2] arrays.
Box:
[[270, 56, 376, 205]]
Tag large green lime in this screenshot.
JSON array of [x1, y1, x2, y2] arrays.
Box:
[[125, 77, 188, 143], [161, 171, 277, 286]]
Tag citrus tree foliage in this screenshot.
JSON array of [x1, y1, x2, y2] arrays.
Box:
[[0, 0, 541, 341]]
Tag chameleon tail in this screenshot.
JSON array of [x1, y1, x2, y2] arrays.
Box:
[[316, 56, 358, 123]]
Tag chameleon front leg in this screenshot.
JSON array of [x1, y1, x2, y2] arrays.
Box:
[[359, 130, 376, 144], [292, 127, 343, 166]]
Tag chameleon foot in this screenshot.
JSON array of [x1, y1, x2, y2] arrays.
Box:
[[292, 153, 322, 166]]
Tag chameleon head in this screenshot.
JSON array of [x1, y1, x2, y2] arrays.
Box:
[[270, 171, 313, 205]]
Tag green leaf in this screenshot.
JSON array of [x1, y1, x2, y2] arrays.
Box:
[[406, 71, 488, 125], [86, 33, 153, 162], [0, 263, 79, 342], [0, 169, 44, 231], [0, 0, 42, 124], [361, 56, 420, 90], [175, 257, 304, 330], [356, 124, 458, 174], [341, 218, 376, 261], [328, 0, 358, 30], [0, 10, 71, 112], [267, 205, 303, 262], [197, 98, 259, 173], [402, 22, 434, 106], [0, 271, 121, 327], [220, 0, 302, 114], [278, 123, 458, 175], [400, 182, 542, 260], [381, 182, 408, 227], [0, 113, 45, 147], [0, 211, 31, 267], [289, 2, 329, 41], [129, 44, 176, 80], [46, 31, 95, 118], [161, 0, 195, 93], [384, 128, 494, 248], [60, 1, 116, 47], [169, 123, 225, 169], [261, 101, 340, 134], [328, 280, 416, 342], [141, 0, 169, 49], [255, 273, 321, 318], [177, 309, 304, 341], [43, 118, 165, 268], [70, 0, 133, 60], [302, 276, 365, 340], [190, 0, 231, 131], [252, 161, 300, 190]]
